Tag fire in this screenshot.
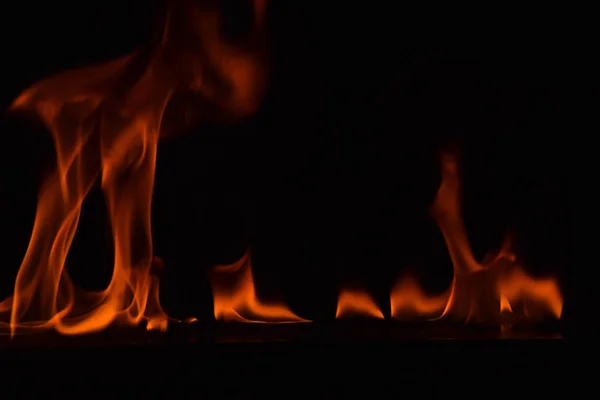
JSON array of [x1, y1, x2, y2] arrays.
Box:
[[0, 0, 269, 335], [390, 276, 448, 320], [210, 251, 309, 323], [0, 0, 563, 336], [336, 288, 384, 319], [407, 149, 563, 325]]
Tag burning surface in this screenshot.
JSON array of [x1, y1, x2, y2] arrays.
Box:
[[0, 0, 563, 337]]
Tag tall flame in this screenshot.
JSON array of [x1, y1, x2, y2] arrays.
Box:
[[0, 0, 269, 336], [390, 149, 563, 324], [210, 251, 309, 323]]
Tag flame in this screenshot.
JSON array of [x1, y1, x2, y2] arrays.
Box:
[[0, 0, 563, 334], [1, 0, 269, 336], [495, 243, 563, 320], [428, 149, 563, 325], [390, 275, 449, 320], [209, 251, 309, 323], [500, 292, 513, 314], [336, 288, 384, 319]]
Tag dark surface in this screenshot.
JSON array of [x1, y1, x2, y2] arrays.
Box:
[[1, 320, 564, 347], [0, 322, 576, 398], [2, 341, 572, 398]]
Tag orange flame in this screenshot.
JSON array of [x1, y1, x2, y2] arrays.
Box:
[[427, 149, 563, 325], [1, 0, 269, 336], [390, 276, 449, 320], [336, 288, 384, 319], [494, 241, 563, 321], [0, 0, 563, 334], [209, 251, 309, 323]]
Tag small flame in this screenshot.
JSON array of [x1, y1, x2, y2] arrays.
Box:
[[390, 276, 449, 320], [336, 288, 384, 319], [210, 251, 309, 323], [497, 253, 563, 320], [500, 292, 512, 314], [1, 0, 270, 336]]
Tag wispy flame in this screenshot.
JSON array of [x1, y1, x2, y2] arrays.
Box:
[[1, 0, 269, 336], [388, 148, 563, 324]]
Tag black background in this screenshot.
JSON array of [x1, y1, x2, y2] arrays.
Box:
[[0, 1, 573, 327]]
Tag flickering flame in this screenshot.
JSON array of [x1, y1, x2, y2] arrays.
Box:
[[426, 149, 563, 325], [336, 288, 384, 319], [0, 0, 269, 335], [210, 251, 309, 323], [495, 244, 563, 320], [0, 0, 563, 336], [390, 276, 448, 320]]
